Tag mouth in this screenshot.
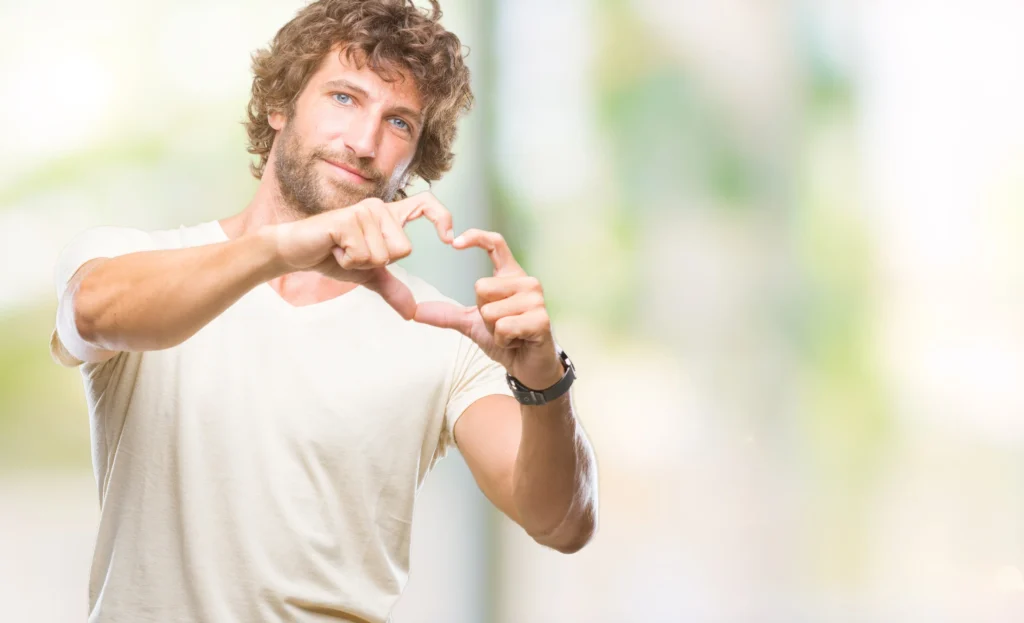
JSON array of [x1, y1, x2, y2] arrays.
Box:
[[322, 158, 373, 183]]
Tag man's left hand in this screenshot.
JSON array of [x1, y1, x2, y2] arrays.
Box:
[[412, 229, 563, 390]]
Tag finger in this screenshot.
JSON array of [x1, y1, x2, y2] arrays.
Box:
[[332, 212, 371, 269], [388, 192, 454, 244], [374, 206, 414, 262], [475, 275, 543, 308], [361, 267, 417, 320], [479, 291, 544, 334], [356, 206, 390, 266], [452, 229, 524, 276], [412, 300, 477, 336], [493, 308, 551, 347]]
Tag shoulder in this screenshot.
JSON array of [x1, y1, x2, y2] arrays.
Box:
[[53, 221, 223, 298], [60, 220, 220, 255]]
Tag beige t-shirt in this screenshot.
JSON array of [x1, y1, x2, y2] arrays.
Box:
[[50, 221, 513, 623]]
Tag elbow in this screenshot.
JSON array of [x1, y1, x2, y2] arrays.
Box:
[[538, 504, 598, 555], [72, 285, 104, 346], [70, 270, 118, 348], [74, 304, 100, 345], [554, 514, 597, 555]]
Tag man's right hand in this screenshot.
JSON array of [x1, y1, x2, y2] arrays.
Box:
[[268, 192, 455, 320]]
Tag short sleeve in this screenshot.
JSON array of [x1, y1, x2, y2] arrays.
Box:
[[50, 226, 156, 367], [53, 226, 156, 300], [442, 334, 515, 449]]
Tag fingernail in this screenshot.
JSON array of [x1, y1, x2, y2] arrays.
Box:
[[446, 229, 454, 241], [453, 235, 465, 246]]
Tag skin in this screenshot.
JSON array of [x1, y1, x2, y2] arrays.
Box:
[[59, 46, 598, 553]]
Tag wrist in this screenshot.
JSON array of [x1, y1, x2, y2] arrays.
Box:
[[253, 224, 290, 281], [247, 223, 292, 282], [507, 347, 576, 406], [510, 350, 564, 390]]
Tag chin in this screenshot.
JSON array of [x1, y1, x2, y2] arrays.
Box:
[[320, 180, 377, 209]]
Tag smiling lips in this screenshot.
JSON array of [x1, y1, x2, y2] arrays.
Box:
[[323, 158, 374, 183]]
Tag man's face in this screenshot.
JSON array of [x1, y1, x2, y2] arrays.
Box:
[[269, 47, 424, 215]]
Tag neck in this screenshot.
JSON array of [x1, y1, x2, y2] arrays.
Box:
[[220, 170, 304, 240]]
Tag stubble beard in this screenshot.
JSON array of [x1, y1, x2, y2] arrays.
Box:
[[272, 125, 407, 217]]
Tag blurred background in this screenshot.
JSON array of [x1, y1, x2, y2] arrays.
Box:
[[3, 0, 1024, 620]]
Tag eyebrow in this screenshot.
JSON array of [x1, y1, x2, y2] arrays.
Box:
[[322, 79, 424, 125]]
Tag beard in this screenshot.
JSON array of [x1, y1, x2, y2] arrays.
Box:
[[272, 124, 403, 216]]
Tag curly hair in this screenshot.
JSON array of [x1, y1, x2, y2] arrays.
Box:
[[244, 0, 473, 193]]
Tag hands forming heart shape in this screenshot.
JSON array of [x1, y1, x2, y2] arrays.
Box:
[[413, 227, 561, 388], [275, 191, 562, 388]]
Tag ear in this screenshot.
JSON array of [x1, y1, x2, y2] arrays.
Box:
[[269, 109, 287, 132]]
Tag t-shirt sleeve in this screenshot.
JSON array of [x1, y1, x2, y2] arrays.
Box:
[[53, 226, 156, 300], [50, 226, 157, 367], [442, 334, 515, 449]]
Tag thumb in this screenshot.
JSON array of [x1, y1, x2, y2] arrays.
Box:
[[413, 301, 476, 335], [361, 267, 416, 320]]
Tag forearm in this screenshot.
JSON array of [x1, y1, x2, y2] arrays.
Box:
[[512, 392, 598, 553], [70, 227, 284, 353]]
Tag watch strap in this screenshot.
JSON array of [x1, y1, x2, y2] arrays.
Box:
[[506, 349, 576, 406]]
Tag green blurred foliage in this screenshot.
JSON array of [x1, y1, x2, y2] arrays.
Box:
[[0, 305, 91, 469]]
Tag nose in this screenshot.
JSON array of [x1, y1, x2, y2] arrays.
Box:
[[343, 112, 380, 160]]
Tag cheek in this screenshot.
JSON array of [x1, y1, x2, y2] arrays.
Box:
[[298, 100, 343, 140], [381, 140, 416, 177], [313, 116, 346, 141]]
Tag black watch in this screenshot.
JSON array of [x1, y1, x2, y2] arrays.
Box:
[[506, 348, 576, 406]]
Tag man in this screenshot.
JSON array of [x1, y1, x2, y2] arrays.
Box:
[[48, 0, 598, 621]]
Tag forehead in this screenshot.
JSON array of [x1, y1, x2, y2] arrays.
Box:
[[308, 46, 423, 111]]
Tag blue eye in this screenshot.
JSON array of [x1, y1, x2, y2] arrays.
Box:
[[389, 118, 409, 131], [333, 93, 352, 105]]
